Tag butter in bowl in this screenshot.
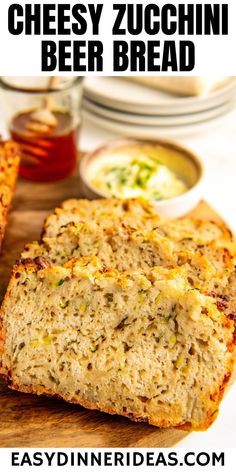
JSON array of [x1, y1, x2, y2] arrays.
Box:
[[79, 138, 204, 218]]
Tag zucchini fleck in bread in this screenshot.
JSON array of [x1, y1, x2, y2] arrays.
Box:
[[0, 256, 235, 431], [0, 140, 20, 248]]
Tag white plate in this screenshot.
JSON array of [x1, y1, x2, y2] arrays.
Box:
[[83, 106, 235, 139], [84, 77, 236, 116], [83, 97, 236, 127]]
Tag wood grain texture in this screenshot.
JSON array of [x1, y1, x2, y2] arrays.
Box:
[[0, 176, 226, 447]]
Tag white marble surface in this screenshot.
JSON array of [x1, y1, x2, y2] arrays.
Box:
[[0, 105, 236, 448]]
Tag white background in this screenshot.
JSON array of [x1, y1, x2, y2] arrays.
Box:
[[0, 0, 236, 75]]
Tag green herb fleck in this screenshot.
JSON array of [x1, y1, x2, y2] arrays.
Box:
[[51, 279, 64, 287]]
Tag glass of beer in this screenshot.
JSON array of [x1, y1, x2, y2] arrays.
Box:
[[0, 77, 83, 182]]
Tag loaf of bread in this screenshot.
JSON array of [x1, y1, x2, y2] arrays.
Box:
[[0, 140, 20, 249], [1, 256, 235, 431]]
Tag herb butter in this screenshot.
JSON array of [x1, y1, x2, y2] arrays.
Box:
[[89, 145, 188, 201]]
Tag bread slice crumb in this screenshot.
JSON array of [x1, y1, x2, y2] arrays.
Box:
[[0, 256, 235, 431]]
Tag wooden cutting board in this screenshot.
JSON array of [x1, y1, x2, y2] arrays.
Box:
[[0, 175, 229, 448]]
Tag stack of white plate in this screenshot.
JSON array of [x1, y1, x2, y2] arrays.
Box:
[[83, 77, 236, 138]]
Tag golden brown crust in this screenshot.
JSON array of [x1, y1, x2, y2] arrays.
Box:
[[0, 139, 20, 249]]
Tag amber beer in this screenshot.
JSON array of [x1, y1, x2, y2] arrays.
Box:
[[10, 110, 79, 182]]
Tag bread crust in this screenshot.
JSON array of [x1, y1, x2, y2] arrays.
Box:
[[0, 139, 20, 249]]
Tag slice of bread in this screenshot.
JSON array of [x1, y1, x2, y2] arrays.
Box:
[[42, 199, 232, 248], [21, 220, 235, 295], [22, 196, 236, 326], [0, 140, 20, 249], [42, 198, 161, 238], [0, 256, 235, 431], [22, 222, 176, 270]]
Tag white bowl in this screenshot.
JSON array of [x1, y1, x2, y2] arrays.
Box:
[[79, 137, 205, 219]]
